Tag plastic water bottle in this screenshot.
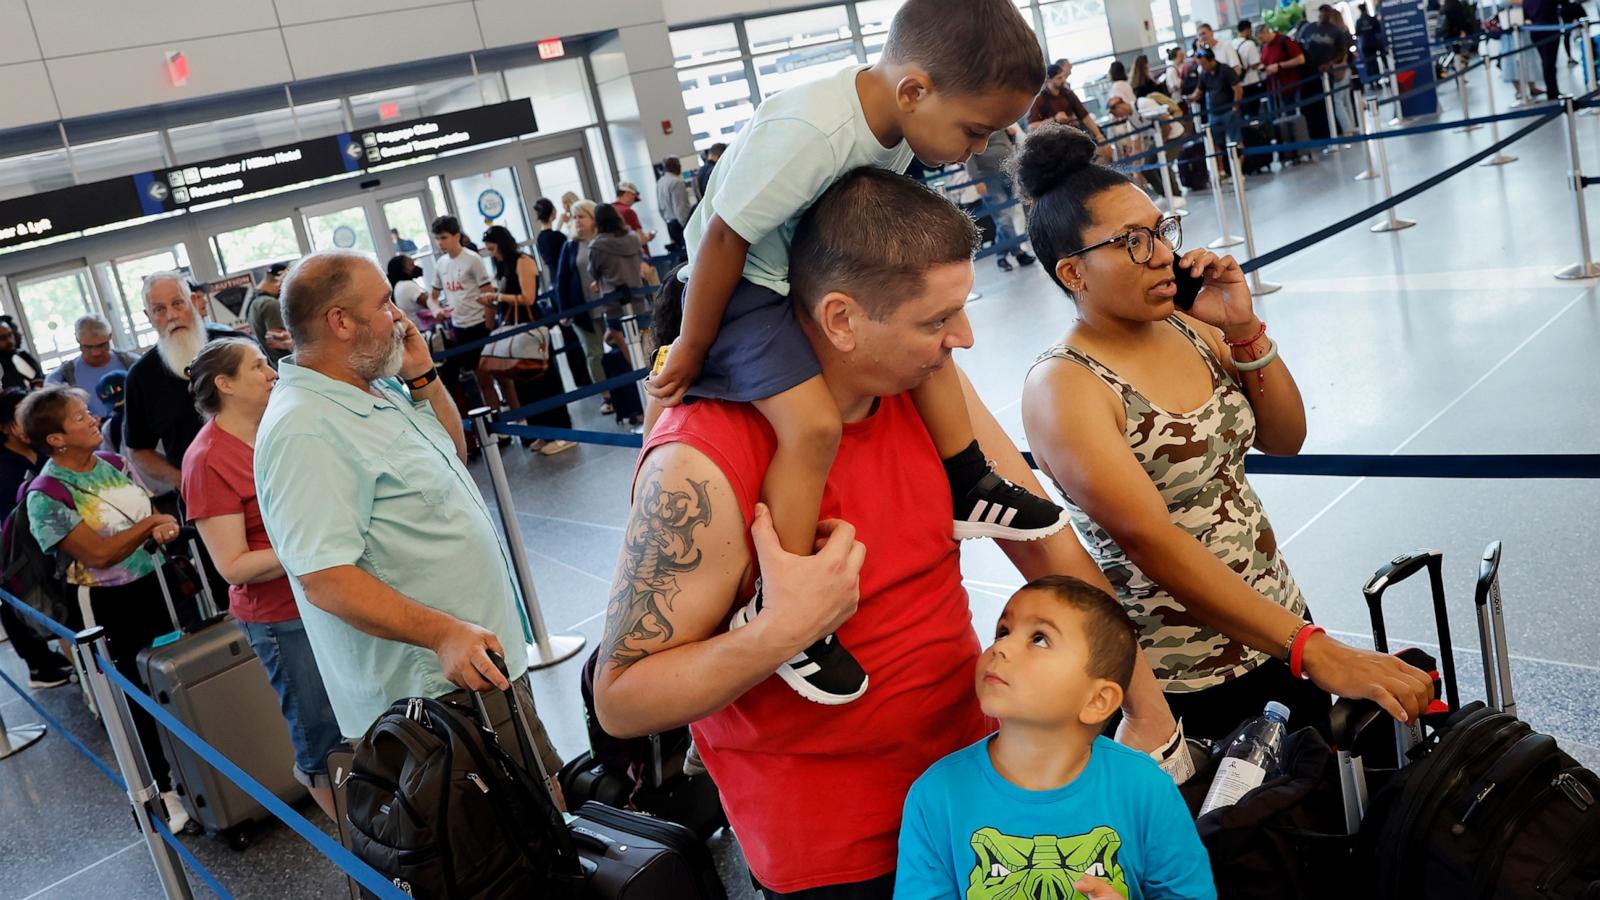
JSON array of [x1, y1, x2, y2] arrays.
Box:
[[1198, 701, 1290, 817]]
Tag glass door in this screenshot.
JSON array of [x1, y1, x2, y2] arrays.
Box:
[[10, 264, 106, 372], [379, 193, 439, 288], [527, 152, 594, 209], [449, 167, 530, 245], [301, 199, 379, 261]]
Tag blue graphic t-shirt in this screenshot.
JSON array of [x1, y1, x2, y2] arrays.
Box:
[[896, 735, 1216, 900]]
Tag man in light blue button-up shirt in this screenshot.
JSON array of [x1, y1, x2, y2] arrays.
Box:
[[255, 252, 556, 776]]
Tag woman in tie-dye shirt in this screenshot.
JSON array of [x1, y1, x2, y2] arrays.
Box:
[[19, 384, 189, 828]]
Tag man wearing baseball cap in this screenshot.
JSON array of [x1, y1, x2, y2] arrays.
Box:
[[1190, 46, 1243, 150], [248, 262, 296, 365], [614, 181, 656, 252]]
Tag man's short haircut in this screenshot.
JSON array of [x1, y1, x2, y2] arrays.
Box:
[[430, 215, 461, 237], [1017, 575, 1138, 690], [281, 251, 371, 346], [74, 315, 111, 340], [708, 142, 728, 158], [882, 0, 1047, 96], [141, 270, 190, 308], [1237, 19, 1253, 32], [1196, 21, 1213, 32], [663, 156, 682, 174], [789, 167, 978, 321]]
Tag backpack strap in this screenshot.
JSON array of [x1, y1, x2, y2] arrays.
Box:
[[25, 472, 74, 508]]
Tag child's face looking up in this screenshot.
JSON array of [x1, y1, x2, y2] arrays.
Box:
[[976, 590, 1117, 728]]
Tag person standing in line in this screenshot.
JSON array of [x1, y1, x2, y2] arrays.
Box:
[[556, 200, 612, 414], [1163, 46, 1190, 102], [1197, 22, 1244, 79], [556, 191, 582, 240], [1526, 0, 1565, 101], [45, 316, 139, 418], [612, 182, 656, 253], [20, 384, 188, 831], [1028, 62, 1114, 162], [696, 143, 727, 198], [1192, 48, 1244, 150], [1259, 22, 1309, 117], [1234, 19, 1267, 116], [656, 157, 695, 267], [532, 197, 567, 291], [426, 215, 503, 439], [481, 225, 577, 456], [245, 263, 296, 366], [256, 251, 564, 797], [1355, 4, 1387, 83], [387, 254, 440, 331], [965, 127, 1038, 273], [0, 389, 75, 688], [181, 338, 342, 822], [0, 319, 42, 392]]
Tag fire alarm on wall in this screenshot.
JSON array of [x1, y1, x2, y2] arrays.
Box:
[[165, 50, 189, 87], [662, 119, 673, 135]]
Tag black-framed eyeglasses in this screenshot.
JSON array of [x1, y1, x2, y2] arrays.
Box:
[[1064, 216, 1183, 265]]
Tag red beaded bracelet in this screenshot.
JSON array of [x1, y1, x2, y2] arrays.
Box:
[[1289, 624, 1326, 680], [1225, 320, 1268, 348]]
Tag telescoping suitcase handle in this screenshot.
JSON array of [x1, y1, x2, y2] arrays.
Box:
[[1362, 549, 1462, 712], [1473, 541, 1515, 717], [474, 650, 553, 787]]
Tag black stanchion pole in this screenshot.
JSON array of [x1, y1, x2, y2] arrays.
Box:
[[467, 409, 587, 669], [1367, 96, 1418, 233], [79, 627, 195, 899], [1555, 96, 1600, 279]]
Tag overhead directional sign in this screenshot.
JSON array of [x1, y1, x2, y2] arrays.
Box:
[[135, 134, 363, 214], [0, 178, 147, 252], [351, 99, 537, 168]]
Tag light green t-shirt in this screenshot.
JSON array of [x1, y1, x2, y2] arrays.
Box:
[[255, 361, 532, 738], [683, 64, 916, 296]]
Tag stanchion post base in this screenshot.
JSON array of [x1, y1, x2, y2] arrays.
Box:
[[1480, 153, 1517, 167], [525, 633, 587, 671], [1354, 170, 1379, 180], [1249, 279, 1283, 296], [1554, 261, 1600, 280], [1370, 217, 1417, 233], [0, 723, 47, 758], [1207, 235, 1244, 249]]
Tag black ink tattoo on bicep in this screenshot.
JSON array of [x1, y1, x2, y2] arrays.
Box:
[[601, 460, 713, 670]]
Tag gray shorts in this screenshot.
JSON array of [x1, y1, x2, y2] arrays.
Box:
[[686, 276, 822, 403], [439, 678, 564, 782]]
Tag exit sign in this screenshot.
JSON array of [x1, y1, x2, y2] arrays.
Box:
[[537, 38, 564, 60], [165, 50, 188, 87]]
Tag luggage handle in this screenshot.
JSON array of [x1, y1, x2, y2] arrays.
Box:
[[473, 651, 554, 790], [1473, 541, 1515, 717], [1362, 549, 1461, 712]]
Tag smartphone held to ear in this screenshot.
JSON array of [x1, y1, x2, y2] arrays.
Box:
[[1173, 260, 1205, 311]]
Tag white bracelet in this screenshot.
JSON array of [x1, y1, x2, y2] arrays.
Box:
[[1232, 336, 1279, 372]]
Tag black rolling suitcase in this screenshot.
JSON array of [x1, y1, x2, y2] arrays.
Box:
[[135, 529, 306, 849], [1241, 122, 1274, 174], [1341, 545, 1600, 899], [1178, 140, 1209, 190]]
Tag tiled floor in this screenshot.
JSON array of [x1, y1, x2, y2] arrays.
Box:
[[6, 68, 1600, 898]]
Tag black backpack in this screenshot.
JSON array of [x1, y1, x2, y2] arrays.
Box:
[[1365, 702, 1600, 900], [345, 695, 584, 899], [0, 474, 74, 635]]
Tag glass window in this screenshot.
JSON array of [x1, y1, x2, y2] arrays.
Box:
[[14, 268, 102, 368], [304, 205, 378, 260], [382, 197, 437, 287], [169, 101, 344, 166], [531, 156, 586, 211], [0, 149, 73, 203], [504, 59, 597, 136], [746, 6, 852, 54], [212, 219, 303, 275], [857, 0, 907, 36], [680, 60, 755, 152], [428, 176, 451, 223], [670, 23, 742, 67], [108, 245, 191, 350], [1154, 0, 1195, 46], [450, 168, 530, 244], [754, 41, 859, 99], [69, 133, 168, 184], [1039, 0, 1114, 65], [349, 77, 506, 130]]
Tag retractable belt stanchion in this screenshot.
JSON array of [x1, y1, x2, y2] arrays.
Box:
[[1480, 52, 1519, 166], [1354, 84, 1380, 180], [1366, 96, 1418, 233], [1202, 127, 1244, 249], [1454, 58, 1482, 132], [0, 688, 46, 758], [1555, 96, 1600, 279], [1152, 123, 1189, 217], [1227, 141, 1282, 295], [1322, 72, 1346, 149], [467, 409, 587, 669], [78, 626, 195, 899]]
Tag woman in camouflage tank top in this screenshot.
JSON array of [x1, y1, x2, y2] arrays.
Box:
[[1009, 125, 1434, 739]]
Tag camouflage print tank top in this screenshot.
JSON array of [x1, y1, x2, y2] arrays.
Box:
[[1033, 316, 1307, 692]]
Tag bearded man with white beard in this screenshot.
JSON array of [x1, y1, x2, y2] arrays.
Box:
[[254, 251, 564, 789], [123, 272, 257, 495]]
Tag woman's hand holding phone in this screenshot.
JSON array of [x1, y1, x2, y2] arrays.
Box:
[[1175, 250, 1257, 340]]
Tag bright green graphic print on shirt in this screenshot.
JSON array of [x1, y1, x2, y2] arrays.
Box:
[[966, 826, 1127, 899]]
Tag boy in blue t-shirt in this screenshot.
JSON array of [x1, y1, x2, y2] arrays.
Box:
[[896, 576, 1216, 900]]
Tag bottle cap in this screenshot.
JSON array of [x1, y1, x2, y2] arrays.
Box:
[[1264, 700, 1291, 722]]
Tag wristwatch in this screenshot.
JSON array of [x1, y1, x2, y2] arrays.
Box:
[[404, 368, 440, 391]]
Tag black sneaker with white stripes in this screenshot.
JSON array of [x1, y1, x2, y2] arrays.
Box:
[[952, 468, 1070, 541], [730, 581, 868, 705]]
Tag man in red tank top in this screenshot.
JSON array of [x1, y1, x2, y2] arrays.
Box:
[[594, 169, 1175, 898]]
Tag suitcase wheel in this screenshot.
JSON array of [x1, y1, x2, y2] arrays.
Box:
[[224, 826, 251, 851]]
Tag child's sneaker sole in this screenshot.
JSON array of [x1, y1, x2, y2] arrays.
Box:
[[729, 597, 869, 706], [952, 509, 1070, 542]]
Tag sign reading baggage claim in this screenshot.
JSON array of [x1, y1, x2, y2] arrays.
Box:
[[134, 134, 362, 214], [352, 99, 537, 168]]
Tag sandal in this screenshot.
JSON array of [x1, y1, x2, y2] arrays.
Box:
[[600, 400, 615, 415]]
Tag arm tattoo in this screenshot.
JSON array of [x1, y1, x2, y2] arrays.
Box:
[[601, 461, 713, 670]]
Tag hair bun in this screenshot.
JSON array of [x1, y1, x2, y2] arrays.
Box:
[[1010, 124, 1099, 203]]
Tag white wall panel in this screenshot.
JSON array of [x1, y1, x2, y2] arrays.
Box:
[[27, 0, 280, 58], [471, 0, 660, 49], [615, 22, 675, 73], [0, 0, 41, 65], [272, 0, 452, 26], [282, 7, 484, 81], [0, 61, 59, 129], [47, 31, 292, 119]]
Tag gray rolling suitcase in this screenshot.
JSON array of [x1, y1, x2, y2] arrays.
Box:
[[1274, 112, 1311, 165], [135, 530, 306, 849]]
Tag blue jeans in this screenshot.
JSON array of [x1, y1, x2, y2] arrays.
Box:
[[239, 618, 344, 785]]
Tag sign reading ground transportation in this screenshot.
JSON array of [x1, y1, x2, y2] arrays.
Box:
[[1381, 0, 1439, 118], [351, 99, 537, 168], [0, 178, 147, 251], [135, 135, 362, 214]]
